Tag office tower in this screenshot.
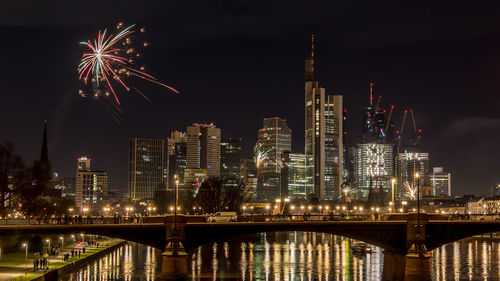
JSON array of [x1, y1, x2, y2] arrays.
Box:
[[431, 167, 451, 196], [240, 158, 257, 199], [397, 146, 430, 198], [75, 156, 108, 213], [281, 153, 309, 200], [186, 123, 221, 177], [304, 35, 344, 199], [352, 143, 394, 198], [221, 137, 242, 186], [167, 131, 187, 189], [255, 117, 291, 201], [128, 138, 165, 200], [362, 83, 387, 138]]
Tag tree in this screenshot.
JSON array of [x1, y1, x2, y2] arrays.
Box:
[[193, 177, 251, 214], [0, 142, 29, 218]]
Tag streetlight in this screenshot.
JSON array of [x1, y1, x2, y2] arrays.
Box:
[[175, 176, 179, 229], [59, 236, 64, 248], [391, 178, 396, 208], [46, 239, 50, 251], [22, 243, 28, 274], [415, 172, 421, 234]]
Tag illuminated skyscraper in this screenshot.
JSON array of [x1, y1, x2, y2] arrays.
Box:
[[353, 143, 394, 198], [186, 123, 221, 177], [305, 35, 344, 200], [167, 131, 186, 190], [431, 167, 451, 196], [397, 146, 430, 198], [240, 158, 257, 199], [281, 152, 309, 200], [75, 156, 108, 213], [128, 138, 165, 200], [221, 138, 242, 180], [255, 117, 291, 201]]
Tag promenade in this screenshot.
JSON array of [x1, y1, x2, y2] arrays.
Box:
[[0, 238, 124, 281]]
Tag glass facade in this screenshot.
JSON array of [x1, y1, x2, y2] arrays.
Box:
[[128, 138, 165, 200], [353, 143, 394, 198]]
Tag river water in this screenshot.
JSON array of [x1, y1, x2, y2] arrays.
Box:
[[61, 232, 500, 280]]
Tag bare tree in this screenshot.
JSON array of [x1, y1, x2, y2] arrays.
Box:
[[0, 142, 28, 217]]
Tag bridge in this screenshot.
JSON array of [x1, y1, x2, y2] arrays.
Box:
[[1, 214, 500, 256]]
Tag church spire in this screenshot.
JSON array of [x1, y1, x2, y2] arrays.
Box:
[[40, 120, 49, 163]]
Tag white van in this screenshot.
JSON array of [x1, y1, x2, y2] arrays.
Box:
[[208, 212, 237, 223]]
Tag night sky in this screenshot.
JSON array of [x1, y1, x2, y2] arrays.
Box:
[[1, 1, 499, 195]]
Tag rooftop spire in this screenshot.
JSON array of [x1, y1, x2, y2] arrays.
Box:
[[40, 120, 48, 163], [369, 82, 374, 106], [311, 33, 315, 60]]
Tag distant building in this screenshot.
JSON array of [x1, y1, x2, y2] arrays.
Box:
[[281, 152, 309, 200], [397, 146, 430, 198], [431, 167, 451, 196], [221, 137, 242, 186], [167, 131, 187, 190], [255, 117, 291, 201], [240, 158, 257, 199], [128, 138, 165, 200], [75, 156, 108, 213], [186, 123, 221, 178], [353, 142, 394, 199]]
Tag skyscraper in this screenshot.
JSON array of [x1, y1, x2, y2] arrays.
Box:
[[186, 123, 221, 177], [167, 131, 187, 189], [75, 156, 108, 213], [281, 152, 309, 200], [353, 142, 394, 198], [304, 35, 344, 200], [240, 158, 257, 199], [431, 167, 451, 196], [128, 138, 165, 200], [397, 146, 430, 198], [255, 117, 291, 201], [221, 137, 242, 185]]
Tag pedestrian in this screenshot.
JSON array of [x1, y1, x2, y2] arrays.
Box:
[[78, 249, 81, 258], [33, 259, 36, 271], [83, 247, 86, 254]]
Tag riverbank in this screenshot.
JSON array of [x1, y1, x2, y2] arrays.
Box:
[[1, 239, 126, 281]]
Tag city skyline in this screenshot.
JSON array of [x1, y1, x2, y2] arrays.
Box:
[[1, 2, 500, 195]]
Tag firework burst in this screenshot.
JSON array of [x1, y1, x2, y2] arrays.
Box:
[[77, 22, 178, 120], [404, 182, 417, 200]]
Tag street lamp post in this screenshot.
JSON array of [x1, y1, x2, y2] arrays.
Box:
[[391, 178, 396, 209], [175, 175, 179, 229], [23, 243, 28, 274], [416, 172, 421, 234], [46, 239, 50, 253]]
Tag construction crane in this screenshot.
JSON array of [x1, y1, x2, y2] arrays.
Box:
[[398, 110, 408, 148], [384, 105, 395, 132], [409, 109, 423, 145]]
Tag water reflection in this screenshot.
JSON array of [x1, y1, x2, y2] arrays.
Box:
[[62, 233, 500, 280]]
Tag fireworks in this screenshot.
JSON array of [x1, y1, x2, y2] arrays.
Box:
[[77, 22, 178, 120], [404, 182, 417, 200], [254, 143, 272, 168]]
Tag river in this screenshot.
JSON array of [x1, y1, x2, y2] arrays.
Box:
[[61, 232, 500, 280]]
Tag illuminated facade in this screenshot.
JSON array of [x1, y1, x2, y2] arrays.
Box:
[[282, 153, 309, 200], [221, 138, 242, 187], [128, 138, 165, 200], [167, 131, 186, 190], [353, 143, 394, 198], [255, 117, 291, 201], [75, 156, 108, 213], [397, 147, 430, 198], [431, 167, 451, 196], [186, 123, 221, 177], [240, 158, 257, 199], [304, 35, 344, 200]]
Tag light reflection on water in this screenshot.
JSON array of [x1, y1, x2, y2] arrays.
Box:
[[62, 233, 500, 280]]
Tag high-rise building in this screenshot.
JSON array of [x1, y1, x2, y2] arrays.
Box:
[[397, 146, 430, 198], [255, 117, 291, 201], [240, 158, 257, 199], [186, 123, 221, 178], [221, 137, 242, 186], [75, 156, 108, 213], [304, 35, 344, 200], [167, 131, 187, 190], [352, 143, 394, 198], [431, 167, 451, 196], [128, 138, 165, 200], [281, 152, 309, 200]]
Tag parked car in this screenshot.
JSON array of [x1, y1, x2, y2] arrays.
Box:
[[208, 212, 237, 223]]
